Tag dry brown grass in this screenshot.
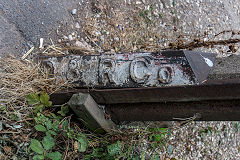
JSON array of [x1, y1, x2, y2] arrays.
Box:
[[0, 55, 64, 106]]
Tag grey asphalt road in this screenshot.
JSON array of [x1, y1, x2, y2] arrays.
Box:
[[0, 0, 78, 57]]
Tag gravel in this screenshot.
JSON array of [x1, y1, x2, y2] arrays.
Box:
[[59, 0, 240, 58], [163, 121, 240, 159]]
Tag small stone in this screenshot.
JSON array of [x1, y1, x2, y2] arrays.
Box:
[[100, 35, 104, 42], [39, 38, 44, 49], [63, 35, 68, 40], [68, 35, 73, 41], [66, 43, 70, 46], [136, 1, 142, 4], [75, 22, 80, 29], [95, 31, 101, 36], [167, 145, 173, 154], [71, 9, 77, 15], [75, 40, 94, 51], [118, 24, 124, 31], [114, 37, 119, 41], [58, 39, 62, 43]]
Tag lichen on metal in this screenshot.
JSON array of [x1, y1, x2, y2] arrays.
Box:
[[41, 50, 216, 88]]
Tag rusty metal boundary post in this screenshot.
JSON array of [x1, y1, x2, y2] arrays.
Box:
[[40, 50, 216, 88], [38, 51, 240, 126]]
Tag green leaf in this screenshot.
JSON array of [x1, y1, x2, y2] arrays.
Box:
[[0, 105, 6, 111], [30, 139, 44, 154], [152, 155, 160, 160], [34, 104, 45, 113], [61, 119, 69, 131], [42, 136, 55, 150], [26, 93, 40, 105], [35, 125, 47, 132], [78, 134, 88, 152], [132, 156, 140, 160], [46, 152, 62, 160], [46, 130, 57, 136], [9, 113, 19, 121], [107, 141, 121, 156], [153, 134, 163, 142], [89, 148, 106, 158], [33, 155, 45, 160], [151, 142, 157, 149], [66, 128, 74, 139], [49, 113, 57, 119], [40, 91, 52, 107], [52, 120, 60, 132], [140, 151, 146, 160], [148, 127, 167, 132], [57, 105, 69, 116], [45, 120, 53, 130]]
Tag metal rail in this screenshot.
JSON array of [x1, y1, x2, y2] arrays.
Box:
[[106, 100, 240, 121], [50, 79, 240, 121]]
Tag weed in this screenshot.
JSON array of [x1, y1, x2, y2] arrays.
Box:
[[139, 7, 153, 24], [148, 127, 169, 149], [24, 91, 171, 159], [26, 92, 87, 159], [234, 122, 239, 132], [172, 0, 176, 7]]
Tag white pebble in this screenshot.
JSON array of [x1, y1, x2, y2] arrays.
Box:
[[63, 35, 68, 40], [136, 1, 142, 4], [72, 9, 77, 15], [75, 22, 80, 29], [39, 38, 44, 49], [68, 35, 73, 41], [114, 37, 119, 41]]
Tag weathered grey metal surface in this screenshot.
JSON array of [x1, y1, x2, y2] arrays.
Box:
[[41, 50, 216, 88], [68, 93, 117, 133]]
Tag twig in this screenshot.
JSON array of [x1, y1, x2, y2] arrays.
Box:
[[168, 38, 240, 50], [0, 137, 18, 147], [21, 46, 34, 60], [16, 118, 33, 123], [0, 131, 20, 134], [85, 32, 103, 51], [63, 139, 70, 160]]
